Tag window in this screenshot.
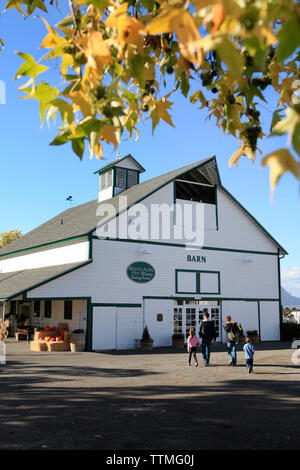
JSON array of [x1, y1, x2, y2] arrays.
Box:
[[176, 181, 216, 204], [115, 167, 126, 188], [176, 270, 220, 294], [127, 170, 138, 188], [34, 301, 40, 317], [106, 170, 112, 187], [100, 170, 112, 190], [44, 301, 52, 318], [64, 301, 72, 320]]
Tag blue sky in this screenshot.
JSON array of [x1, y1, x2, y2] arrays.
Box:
[[0, 5, 299, 296]]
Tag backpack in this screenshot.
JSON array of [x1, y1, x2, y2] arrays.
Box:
[[228, 323, 241, 342]]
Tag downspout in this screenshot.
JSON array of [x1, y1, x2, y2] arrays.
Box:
[[278, 249, 284, 341]]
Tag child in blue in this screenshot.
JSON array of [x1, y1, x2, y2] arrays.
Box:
[[243, 337, 255, 373]]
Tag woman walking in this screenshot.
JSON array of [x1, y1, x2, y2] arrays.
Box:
[[187, 328, 200, 367]]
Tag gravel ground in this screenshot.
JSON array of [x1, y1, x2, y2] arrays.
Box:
[[0, 339, 299, 450]]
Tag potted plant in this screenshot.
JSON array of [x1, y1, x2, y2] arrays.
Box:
[[140, 326, 153, 349], [246, 330, 259, 343], [172, 332, 185, 348]]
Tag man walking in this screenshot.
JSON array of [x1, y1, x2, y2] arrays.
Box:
[[223, 315, 242, 366], [199, 312, 217, 366]]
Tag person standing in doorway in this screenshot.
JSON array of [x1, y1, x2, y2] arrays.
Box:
[[199, 313, 217, 366], [187, 328, 200, 367], [243, 337, 255, 373], [223, 315, 242, 366]]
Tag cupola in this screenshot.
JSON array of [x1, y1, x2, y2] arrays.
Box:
[[94, 154, 145, 202]]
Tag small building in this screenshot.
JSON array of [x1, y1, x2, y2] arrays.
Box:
[[0, 155, 287, 350]]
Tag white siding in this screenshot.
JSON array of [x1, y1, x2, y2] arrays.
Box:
[[92, 306, 143, 350], [96, 183, 278, 253], [0, 241, 89, 273], [98, 186, 113, 202], [221, 301, 259, 343], [144, 299, 173, 347], [93, 306, 116, 350], [260, 301, 280, 340], [116, 308, 143, 349], [27, 240, 279, 302]]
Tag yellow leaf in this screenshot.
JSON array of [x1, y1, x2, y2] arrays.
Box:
[[40, 18, 66, 49], [228, 143, 256, 167], [194, 0, 216, 10], [105, 2, 129, 28], [79, 30, 112, 84], [99, 125, 119, 150], [261, 26, 277, 46], [261, 148, 300, 196], [106, 2, 145, 56], [151, 98, 175, 133], [70, 90, 93, 117], [94, 142, 103, 159], [147, 6, 203, 66]]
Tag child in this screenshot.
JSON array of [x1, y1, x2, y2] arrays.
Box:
[[187, 328, 200, 367], [243, 337, 255, 373]]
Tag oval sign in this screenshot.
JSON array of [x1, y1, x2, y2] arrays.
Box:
[[127, 262, 155, 283]]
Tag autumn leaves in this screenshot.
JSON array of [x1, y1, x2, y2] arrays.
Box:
[[11, 0, 300, 194]]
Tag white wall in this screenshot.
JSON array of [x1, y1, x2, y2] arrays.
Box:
[[95, 183, 279, 253], [144, 299, 174, 347], [27, 240, 279, 302], [260, 301, 280, 340], [0, 241, 89, 273], [221, 301, 259, 342], [92, 306, 143, 350]]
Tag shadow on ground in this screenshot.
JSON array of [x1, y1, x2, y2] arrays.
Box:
[[0, 357, 299, 451]]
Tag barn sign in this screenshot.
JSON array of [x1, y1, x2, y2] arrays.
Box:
[[127, 262, 155, 283]]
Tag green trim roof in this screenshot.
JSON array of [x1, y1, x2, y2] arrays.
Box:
[[0, 261, 91, 301], [93, 154, 146, 175]]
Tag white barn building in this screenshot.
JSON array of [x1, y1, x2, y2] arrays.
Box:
[[0, 155, 287, 350]]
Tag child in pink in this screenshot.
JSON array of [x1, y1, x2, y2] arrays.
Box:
[[187, 328, 200, 367]]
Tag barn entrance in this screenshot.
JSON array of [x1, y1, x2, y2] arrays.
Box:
[[173, 300, 221, 342]]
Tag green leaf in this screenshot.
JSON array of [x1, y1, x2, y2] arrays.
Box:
[[76, 0, 108, 13], [15, 52, 48, 81], [292, 121, 300, 156], [216, 37, 243, 82], [179, 71, 189, 98], [190, 90, 207, 108], [21, 81, 59, 123], [277, 19, 300, 62], [50, 98, 74, 125], [272, 108, 299, 136], [141, 0, 154, 10], [270, 108, 285, 132], [50, 128, 72, 146], [71, 138, 85, 159]]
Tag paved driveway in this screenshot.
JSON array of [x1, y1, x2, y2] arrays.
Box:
[[0, 339, 299, 450]]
